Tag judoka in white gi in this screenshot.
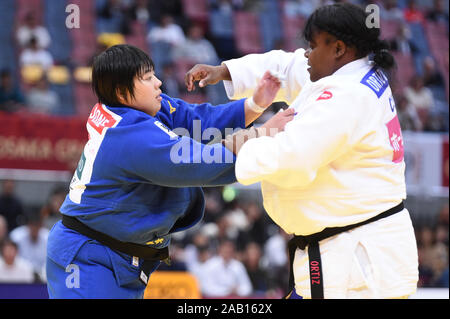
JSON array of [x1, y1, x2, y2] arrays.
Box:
[[185, 3, 419, 299]]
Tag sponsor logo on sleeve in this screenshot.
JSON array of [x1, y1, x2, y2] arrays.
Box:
[[386, 115, 404, 163], [168, 100, 176, 114], [87, 103, 117, 135], [316, 90, 333, 101]]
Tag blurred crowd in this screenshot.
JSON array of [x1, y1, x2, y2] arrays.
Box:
[[0, 0, 448, 298], [0, 179, 448, 297], [0, 0, 448, 132]]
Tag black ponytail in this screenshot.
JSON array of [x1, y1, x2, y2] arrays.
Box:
[[371, 39, 396, 70], [303, 3, 396, 71]]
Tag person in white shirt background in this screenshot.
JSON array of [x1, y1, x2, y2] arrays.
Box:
[[185, 2, 419, 299], [16, 12, 51, 50], [19, 37, 54, 71], [10, 212, 48, 279], [0, 239, 34, 284], [197, 239, 252, 298]]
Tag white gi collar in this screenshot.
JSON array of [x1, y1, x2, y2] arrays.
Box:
[[333, 57, 371, 76]]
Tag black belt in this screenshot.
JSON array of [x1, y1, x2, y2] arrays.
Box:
[[285, 201, 405, 299], [62, 214, 170, 284]]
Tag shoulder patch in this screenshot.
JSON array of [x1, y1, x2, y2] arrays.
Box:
[[360, 67, 389, 98], [154, 120, 178, 139]]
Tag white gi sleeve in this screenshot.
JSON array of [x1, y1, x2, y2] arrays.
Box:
[[235, 86, 364, 188], [222, 49, 310, 104]]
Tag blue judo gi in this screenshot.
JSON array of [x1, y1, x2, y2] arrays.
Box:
[[46, 94, 245, 298]]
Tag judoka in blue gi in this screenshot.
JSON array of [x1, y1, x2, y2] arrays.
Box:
[[46, 44, 290, 298]]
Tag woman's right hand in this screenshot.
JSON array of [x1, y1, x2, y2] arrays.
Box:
[[184, 64, 231, 91]]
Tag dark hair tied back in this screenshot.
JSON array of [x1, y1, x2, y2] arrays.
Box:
[[371, 39, 396, 70], [303, 3, 396, 71]]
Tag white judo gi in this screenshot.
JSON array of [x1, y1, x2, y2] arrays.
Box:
[[222, 49, 419, 298]]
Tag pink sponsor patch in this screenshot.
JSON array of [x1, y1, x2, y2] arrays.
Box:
[[386, 115, 404, 163]]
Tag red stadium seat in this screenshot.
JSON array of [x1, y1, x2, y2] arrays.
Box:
[[233, 12, 263, 55], [182, 0, 209, 24]]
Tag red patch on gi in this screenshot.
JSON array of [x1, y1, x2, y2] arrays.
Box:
[[386, 115, 404, 163], [316, 91, 333, 101], [88, 103, 117, 135]]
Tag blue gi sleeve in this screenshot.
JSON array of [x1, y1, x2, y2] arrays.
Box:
[[126, 118, 237, 187], [157, 94, 246, 143]]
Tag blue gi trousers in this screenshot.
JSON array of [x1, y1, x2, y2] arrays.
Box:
[[46, 222, 161, 299]]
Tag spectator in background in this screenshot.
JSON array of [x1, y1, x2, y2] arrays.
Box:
[[202, 187, 225, 224], [187, 242, 212, 291], [199, 239, 252, 297], [40, 186, 66, 230], [147, 14, 185, 74], [435, 224, 449, 247], [263, 228, 289, 269], [403, 0, 425, 24], [436, 203, 449, 247], [147, 14, 185, 47], [417, 244, 434, 287], [173, 24, 220, 65], [236, 202, 269, 250], [396, 95, 423, 131], [283, 0, 320, 18], [404, 76, 434, 129], [148, 0, 184, 24], [423, 56, 445, 90], [127, 0, 152, 25], [19, 37, 54, 71], [262, 228, 290, 295], [438, 203, 449, 228], [429, 243, 449, 287], [380, 0, 405, 21], [388, 24, 419, 56], [16, 12, 51, 49], [0, 69, 26, 113], [96, 0, 130, 34], [26, 77, 60, 114], [184, 232, 211, 275], [426, 0, 449, 24], [10, 211, 49, 278], [422, 56, 448, 132], [417, 226, 436, 286], [223, 204, 248, 245], [209, 0, 238, 61], [0, 215, 7, 245], [242, 241, 268, 296], [0, 180, 24, 232], [0, 239, 34, 283]]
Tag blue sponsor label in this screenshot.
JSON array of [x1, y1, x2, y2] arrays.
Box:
[[360, 67, 389, 98]]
